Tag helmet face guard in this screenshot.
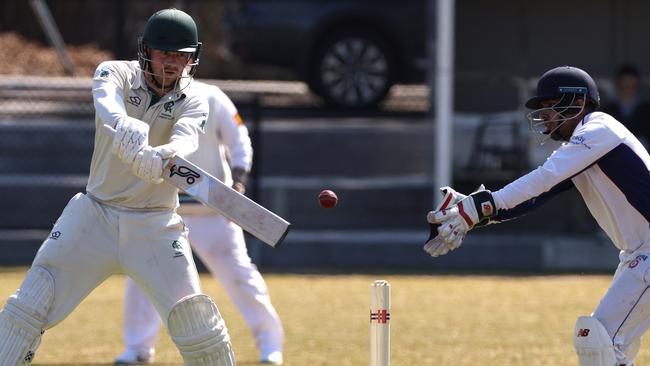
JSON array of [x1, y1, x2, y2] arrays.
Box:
[[138, 38, 202, 91], [525, 66, 599, 145], [526, 87, 587, 144]]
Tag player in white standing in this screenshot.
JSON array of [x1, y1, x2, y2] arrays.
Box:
[[115, 81, 284, 365], [425, 65, 650, 365], [0, 8, 238, 366]]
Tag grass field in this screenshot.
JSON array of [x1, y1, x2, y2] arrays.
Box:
[[0, 268, 647, 365]]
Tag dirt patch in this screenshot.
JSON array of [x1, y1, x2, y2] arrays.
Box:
[[0, 32, 113, 76]]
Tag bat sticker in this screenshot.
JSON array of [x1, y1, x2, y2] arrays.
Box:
[[169, 164, 201, 184]]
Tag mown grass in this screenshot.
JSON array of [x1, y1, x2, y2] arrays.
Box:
[[0, 268, 645, 365]]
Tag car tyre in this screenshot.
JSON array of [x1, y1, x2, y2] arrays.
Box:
[[309, 29, 395, 108]]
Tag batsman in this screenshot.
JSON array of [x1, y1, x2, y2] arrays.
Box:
[[0, 8, 237, 365], [426, 66, 650, 366]]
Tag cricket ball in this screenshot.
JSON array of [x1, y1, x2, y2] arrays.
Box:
[[318, 189, 338, 208]]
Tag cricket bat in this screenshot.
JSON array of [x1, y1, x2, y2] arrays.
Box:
[[102, 125, 290, 247]]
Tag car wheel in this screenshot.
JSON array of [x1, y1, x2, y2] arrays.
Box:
[[310, 30, 395, 108]]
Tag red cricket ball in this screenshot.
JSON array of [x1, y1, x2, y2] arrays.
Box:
[[318, 189, 338, 208]]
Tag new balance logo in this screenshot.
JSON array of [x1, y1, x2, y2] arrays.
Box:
[[576, 328, 590, 337]]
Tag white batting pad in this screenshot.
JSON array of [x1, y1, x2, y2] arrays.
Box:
[[168, 294, 236, 366], [573, 316, 616, 366], [0, 266, 54, 365]]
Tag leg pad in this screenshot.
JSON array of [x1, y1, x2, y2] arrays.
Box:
[[0, 266, 54, 365], [168, 294, 236, 366], [574, 316, 616, 366]]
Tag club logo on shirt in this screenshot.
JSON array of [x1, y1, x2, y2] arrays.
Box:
[[49, 231, 61, 240], [98, 67, 110, 78], [172, 240, 185, 258], [169, 164, 201, 185], [127, 95, 142, 107], [158, 101, 175, 120], [627, 254, 648, 269], [569, 135, 592, 149]]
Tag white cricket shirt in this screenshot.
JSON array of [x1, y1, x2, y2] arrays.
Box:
[[86, 60, 208, 210], [188, 82, 252, 184]]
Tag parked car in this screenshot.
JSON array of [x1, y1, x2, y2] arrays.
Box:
[[224, 0, 427, 108]]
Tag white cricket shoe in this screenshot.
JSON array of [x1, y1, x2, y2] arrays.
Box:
[[114, 348, 155, 364], [260, 351, 283, 365]]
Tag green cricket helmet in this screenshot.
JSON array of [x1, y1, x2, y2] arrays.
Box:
[[138, 8, 202, 76]]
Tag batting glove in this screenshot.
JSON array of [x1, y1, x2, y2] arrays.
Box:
[[112, 117, 149, 164], [131, 144, 176, 184]]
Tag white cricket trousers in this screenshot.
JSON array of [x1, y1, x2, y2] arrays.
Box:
[[33, 192, 203, 330], [592, 250, 650, 364], [123, 214, 284, 355]]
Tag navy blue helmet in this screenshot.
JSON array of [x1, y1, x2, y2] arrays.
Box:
[[525, 66, 600, 110]]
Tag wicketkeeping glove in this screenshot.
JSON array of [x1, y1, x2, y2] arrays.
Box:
[[429, 187, 497, 254], [423, 186, 466, 257], [112, 117, 149, 164]]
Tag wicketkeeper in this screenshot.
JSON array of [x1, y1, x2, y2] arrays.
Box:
[[0, 8, 237, 366], [426, 66, 650, 366]]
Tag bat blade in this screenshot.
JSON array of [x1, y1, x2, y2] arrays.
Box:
[[166, 159, 290, 247]]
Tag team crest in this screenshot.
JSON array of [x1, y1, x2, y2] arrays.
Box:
[[98, 67, 110, 78], [159, 101, 175, 120], [172, 240, 185, 258]]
